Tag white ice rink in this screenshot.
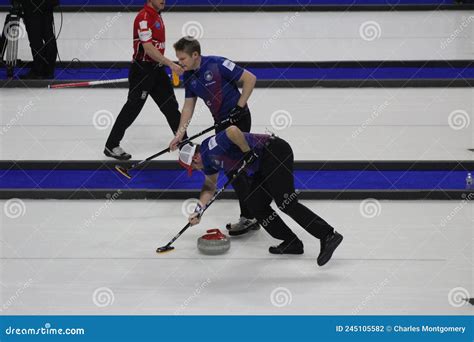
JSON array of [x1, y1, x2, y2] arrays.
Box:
[[1, 11, 472, 61], [0, 88, 472, 161], [0, 199, 472, 315], [0, 70, 473, 317]]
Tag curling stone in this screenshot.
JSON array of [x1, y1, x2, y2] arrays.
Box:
[[197, 229, 231, 255]]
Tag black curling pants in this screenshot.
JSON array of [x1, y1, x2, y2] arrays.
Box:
[[247, 137, 334, 242], [106, 61, 185, 149]]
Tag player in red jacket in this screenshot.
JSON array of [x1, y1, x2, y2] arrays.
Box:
[[104, 0, 185, 160]]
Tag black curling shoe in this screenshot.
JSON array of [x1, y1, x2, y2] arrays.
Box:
[[269, 239, 304, 255], [317, 231, 343, 266]]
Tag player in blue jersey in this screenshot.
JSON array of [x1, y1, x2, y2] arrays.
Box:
[[169, 36, 259, 236], [177, 126, 343, 266]]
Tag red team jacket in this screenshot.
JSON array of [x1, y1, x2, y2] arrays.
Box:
[[133, 5, 165, 63]]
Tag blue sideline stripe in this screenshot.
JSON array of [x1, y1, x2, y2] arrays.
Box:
[[2, 66, 473, 81], [0, 169, 468, 190]]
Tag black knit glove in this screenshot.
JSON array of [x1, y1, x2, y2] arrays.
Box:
[[229, 105, 244, 124], [243, 150, 258, 166]]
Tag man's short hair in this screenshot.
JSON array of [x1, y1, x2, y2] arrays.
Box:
[[173, 37, 201, 56]]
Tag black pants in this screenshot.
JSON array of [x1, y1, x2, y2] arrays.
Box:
[[106, 62, 184, 149], [22, 8, 57, 76], [247, 138, 333, 242], [215, 109, 254, 220]]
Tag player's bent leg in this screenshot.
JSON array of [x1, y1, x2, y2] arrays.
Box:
[[247, 185, 303, 254], [226, 172, 259, 236]]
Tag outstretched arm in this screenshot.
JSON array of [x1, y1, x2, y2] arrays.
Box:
[[189, 173, 218, 226], [169, 97, 197, 151], [142, 42, 183, 75]]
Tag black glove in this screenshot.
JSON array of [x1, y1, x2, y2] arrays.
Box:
[[229, 105, 244, 124], [243, 150, 258, 166]]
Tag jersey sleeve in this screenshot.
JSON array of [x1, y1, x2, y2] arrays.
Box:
[[217, 58, 245, 82], [202, 165, 219, 176], [214, 130, 235, 152], [137, 15, 153, 43], [183, 73, 197, 98]]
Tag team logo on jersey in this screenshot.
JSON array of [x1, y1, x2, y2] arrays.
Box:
[[204, 70, 213, 82], [222, 59, 236, 71], [206, 100, 212, 107], [212, 159, 223, 168], [208, 136, 217, 150], [155, 22, 161, 29], [191, 80, 197, 87]]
